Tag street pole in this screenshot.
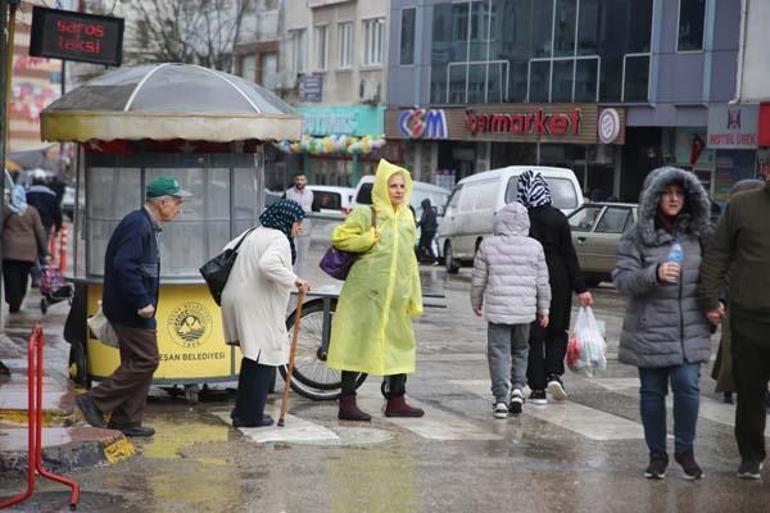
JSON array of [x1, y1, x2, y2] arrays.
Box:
[[0, 0, 9, 329]]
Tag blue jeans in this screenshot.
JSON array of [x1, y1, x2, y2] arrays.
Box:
[[638, 363, 701, 454]]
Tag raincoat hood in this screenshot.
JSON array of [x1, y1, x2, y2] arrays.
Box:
[[8, 185, 27, 215], [371, 159, 413, 217], [637, 166, 712, 246], [494, 201, 530, 236], [421, 198, 432, 209]]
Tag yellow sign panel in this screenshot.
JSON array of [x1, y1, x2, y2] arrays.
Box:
[[87, 284, 239, 381]]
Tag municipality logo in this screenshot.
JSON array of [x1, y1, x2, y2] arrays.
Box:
[[167, 302, 212, 349]]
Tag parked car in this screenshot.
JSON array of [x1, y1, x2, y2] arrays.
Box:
[[307, 185, 355, 218], [567, 202, 638, 287], [438, 166, 583, 273]]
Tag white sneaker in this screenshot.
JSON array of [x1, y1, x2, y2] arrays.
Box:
[[509, 389, 524, 415], [493, 402, 508, 419], [546, 377, 568, 401]]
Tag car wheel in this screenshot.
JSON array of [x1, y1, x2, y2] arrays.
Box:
[[444, 242, 459, 274]]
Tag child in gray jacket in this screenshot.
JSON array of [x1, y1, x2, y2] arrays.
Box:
[[471, 201, 551, 418]]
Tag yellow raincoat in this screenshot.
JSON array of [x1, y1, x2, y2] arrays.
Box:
[[327, 160, 423, 375]]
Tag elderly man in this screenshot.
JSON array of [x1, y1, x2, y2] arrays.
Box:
[[699, 167, 770, 480], [284, 171, 313, 272], [75, 176, 190, 437]]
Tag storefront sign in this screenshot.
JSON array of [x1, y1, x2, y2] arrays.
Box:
[[296, 105, 384, 137], [707, 104, 759, 149], [386, 104, 625, 145], [399, 108, 448, 139], [598, 108, 621, 144], [29, 6, 124, 66], [757, 102, 770, 147]]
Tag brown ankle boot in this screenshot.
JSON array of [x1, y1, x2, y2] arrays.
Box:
[[338, 395, 371, 421], [385, 395, 425, 417]]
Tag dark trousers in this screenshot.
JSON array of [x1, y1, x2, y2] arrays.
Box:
[[341, 371, 406, 398], [3, 259, 33, 312], [731, 313, 770, 463], [417, 231, 436, 262], [233, 357, 274, 424], [89, 325, 159, 426], [527, 323, 568, 391]]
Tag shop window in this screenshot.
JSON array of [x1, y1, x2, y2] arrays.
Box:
[[400, 8, 416, 65], [677, 0, 706, 52], [574, 58, 599, 101], [623, 54, 650, 102], [529, 61, 550, 102]]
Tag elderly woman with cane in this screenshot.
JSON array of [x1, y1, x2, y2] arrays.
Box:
[[221, 199, 310, 428], [327, 159, 424, 421]]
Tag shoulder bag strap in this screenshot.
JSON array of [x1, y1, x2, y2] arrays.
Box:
[[232, 226, 258, 252]]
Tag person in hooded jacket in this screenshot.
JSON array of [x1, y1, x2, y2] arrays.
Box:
[[613, 166, 713, 480], [517, 170, 592, 404], [2, 185, 48, 313], [221, 199, 310, 428], [416, 198, 438, 263], [471, 201, 551, 419], [327, 159, 424, 421]]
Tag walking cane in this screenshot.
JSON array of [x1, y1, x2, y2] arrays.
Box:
[[278, 288, 305, 427]]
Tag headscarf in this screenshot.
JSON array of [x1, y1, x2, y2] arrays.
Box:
[[259, 198, 305, 263], [516, 169, 552, 208], [7, 185, 27, 215]]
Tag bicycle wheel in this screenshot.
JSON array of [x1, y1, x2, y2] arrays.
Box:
[[279, 298, 367, 401]]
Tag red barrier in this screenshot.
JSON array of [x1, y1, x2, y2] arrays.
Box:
[[0, 325, 80, 511]]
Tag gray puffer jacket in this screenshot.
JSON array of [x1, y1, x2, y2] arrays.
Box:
[[612, 167, 713, 368], [471, 202, 550, 324]]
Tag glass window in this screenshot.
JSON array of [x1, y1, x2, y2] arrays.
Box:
[[529, 61, 550, 102], [574, 58, 598, 101], [468, 62, 487, 103], [487, 61, 506, 103], [240, 54, 257, 82], [291, 29, 306, 72], [595, 207, 631, 233], [312, 191, 342, 211], [678, 0, 705, 51], [532, 0, 553, 57], [567, 205, 604, 232], [577, 0, 600, 55], [469, 1, 489, 61], [552, 59, 574, 101], [363, 18, 386, 66], [261, 53, 278, 88], [338, 22, 352, 69], [355, 183, 373, 205], [448, 64, 467, 104], [400, 8, 416, 65], [554, 0, 577, 57], [446, 186, 463, 213], [624, 54, 649, 102], [314, 25, 328, 70], [472, 180, 498, 211]]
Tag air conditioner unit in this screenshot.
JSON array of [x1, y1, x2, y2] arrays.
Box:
[[359, 79, 381, 104]]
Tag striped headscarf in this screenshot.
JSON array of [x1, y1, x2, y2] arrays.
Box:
[[259, 198, 305, 263], [516, 169, 552, 208]]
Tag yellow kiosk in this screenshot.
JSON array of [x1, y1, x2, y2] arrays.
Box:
[[40, 63, 301, 402]]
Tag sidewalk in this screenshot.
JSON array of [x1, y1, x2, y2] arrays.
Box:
[[0, 291, 135, 476]]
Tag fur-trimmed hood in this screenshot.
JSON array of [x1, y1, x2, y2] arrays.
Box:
[[636, 166, 713, 246]]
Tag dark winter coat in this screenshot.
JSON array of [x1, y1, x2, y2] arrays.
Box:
[[26, 184, 62, 233], [418, 199, 438, 233], [528, 205, 587, 332], [102, 208, 161, 329], [612, 167, 713, 368]]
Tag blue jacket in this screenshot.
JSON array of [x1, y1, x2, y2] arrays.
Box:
[[102, 208, 161, 329]]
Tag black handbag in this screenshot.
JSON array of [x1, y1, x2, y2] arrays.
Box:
[[199, 227, 257, 305]]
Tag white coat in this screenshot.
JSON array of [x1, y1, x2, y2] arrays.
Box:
[[220, 227, 297, 365]]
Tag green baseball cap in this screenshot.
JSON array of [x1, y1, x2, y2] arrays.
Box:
[[146, 176, 192, 199]]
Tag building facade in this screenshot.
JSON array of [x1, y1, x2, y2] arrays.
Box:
[[386, 0, 752, 202], [236, 0, 391, 189]]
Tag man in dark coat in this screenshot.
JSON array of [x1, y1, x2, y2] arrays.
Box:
[[517, 170, 592, 404], [74, 176, 190, 437], [417, 198, 438, 263], [26, 176, 62, 236]]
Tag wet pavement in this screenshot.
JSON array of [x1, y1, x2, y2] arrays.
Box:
[[1, 224, 769, 512]]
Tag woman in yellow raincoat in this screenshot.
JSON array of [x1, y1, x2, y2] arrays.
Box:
[[328, 160, 424, 421]]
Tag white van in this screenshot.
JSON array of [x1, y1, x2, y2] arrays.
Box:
[[438, 166, 583, 273], [353, 175, 450, 221]]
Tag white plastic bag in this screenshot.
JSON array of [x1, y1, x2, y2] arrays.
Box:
[[87, 302, 119, 348], [566, 306, 607, 377]]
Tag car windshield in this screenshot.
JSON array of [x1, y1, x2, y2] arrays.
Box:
[[504, 176, 578, 210], [355, 183, 373, 205]]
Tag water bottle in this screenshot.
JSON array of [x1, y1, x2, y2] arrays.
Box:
[[666, 241, 684, 283]]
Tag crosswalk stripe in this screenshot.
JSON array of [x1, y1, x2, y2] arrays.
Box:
[[592, 377, 770, 436], [211, 410, 341, 445], [451, 379, 646, 441]]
